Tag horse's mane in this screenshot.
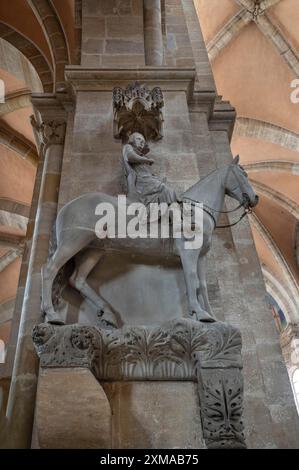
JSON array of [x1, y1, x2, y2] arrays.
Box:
[[182, 164, 227, 199]]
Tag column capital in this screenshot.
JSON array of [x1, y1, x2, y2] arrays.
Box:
[[209, 98, 236, 141], [37, 120, 66, 147], [31, 115, 66, 149], [280, 323, 299, 348], [280, 323, 299, 368], [31, 93, 69, 149], [31, 93, 70, 121]]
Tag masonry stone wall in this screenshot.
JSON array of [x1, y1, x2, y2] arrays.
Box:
[[2, 0, 299, 449], [55, 0, 299, 448], [82, 0, 145, 67]]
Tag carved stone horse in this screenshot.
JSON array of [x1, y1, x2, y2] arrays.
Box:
[[41, 157, 258, 325]]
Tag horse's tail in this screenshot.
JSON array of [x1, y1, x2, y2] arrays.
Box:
[[49, 223, 57, 258]]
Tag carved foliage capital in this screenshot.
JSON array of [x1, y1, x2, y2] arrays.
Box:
[[31, 117, 66, 148], [32, 323, 100, 371], [40, 120, 66, 146], [32, 320, 243, 377], [280, 323, 299, 366]]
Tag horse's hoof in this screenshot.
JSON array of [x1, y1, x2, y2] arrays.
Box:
[[45, 314, 65, 326], [199, 316, 216, 323], [47, 319, 65, 326], [190, 309, 216, 323]]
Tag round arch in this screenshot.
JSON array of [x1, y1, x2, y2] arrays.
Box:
[[0, 22, 53, 92]]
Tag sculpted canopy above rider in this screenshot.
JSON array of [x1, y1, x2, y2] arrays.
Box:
[[122, 132, 177, 206]]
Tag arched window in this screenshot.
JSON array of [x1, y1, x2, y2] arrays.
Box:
[[0, 339, 5, 364], [293, 369, 299, 413], [267, 294, 287, 332]]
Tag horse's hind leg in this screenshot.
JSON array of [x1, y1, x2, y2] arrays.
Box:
[[41, 230, 94, 324], [70, 249, 104, 307], [41, 255, 65, 325], [69, 248, 119, 328]]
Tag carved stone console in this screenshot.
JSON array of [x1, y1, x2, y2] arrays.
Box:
[[194, 335, 246, 449], [32, 319, 246, 449]]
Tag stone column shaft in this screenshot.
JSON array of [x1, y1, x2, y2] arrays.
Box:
[[208, 125, 299, 448], [2, 129, 45, 380], [2, 97, 67, 448], [143, 0, 164, 66]]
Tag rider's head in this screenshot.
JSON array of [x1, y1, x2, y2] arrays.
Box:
[[129, 132, 146, 153]]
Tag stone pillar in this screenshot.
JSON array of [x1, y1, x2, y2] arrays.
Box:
[[2, 96, 67, 449], [0, 136, 45, 436], [143, 0, 163, 66], [208, 116, 299, 448], [1, 123, 45, 385], [35, 368, 112, 449]]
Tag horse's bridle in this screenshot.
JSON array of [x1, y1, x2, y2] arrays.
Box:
[[182, 166, 253, 229]]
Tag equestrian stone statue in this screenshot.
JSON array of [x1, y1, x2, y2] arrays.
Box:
[[41, 134, 258, 326]]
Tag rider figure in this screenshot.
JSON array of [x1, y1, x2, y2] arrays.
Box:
[[122, 132, 177, 206]]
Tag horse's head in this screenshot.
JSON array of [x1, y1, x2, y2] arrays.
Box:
[[225, 156, 259, 209]]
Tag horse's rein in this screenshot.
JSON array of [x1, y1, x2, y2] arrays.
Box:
[[181, 197, 252, 229], [214, 207, 252, 229]]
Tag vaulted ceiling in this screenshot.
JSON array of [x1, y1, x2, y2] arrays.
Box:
[[195, 0, 299, 327]]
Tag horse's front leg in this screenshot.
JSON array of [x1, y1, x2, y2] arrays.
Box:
[[176, 241, 214, 323], [197, 253, 214, 318]]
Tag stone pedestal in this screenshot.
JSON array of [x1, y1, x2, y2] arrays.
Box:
[[32, 320, 246, 449]]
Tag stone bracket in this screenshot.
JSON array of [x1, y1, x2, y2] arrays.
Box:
[[194, 352, 246, 449]]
